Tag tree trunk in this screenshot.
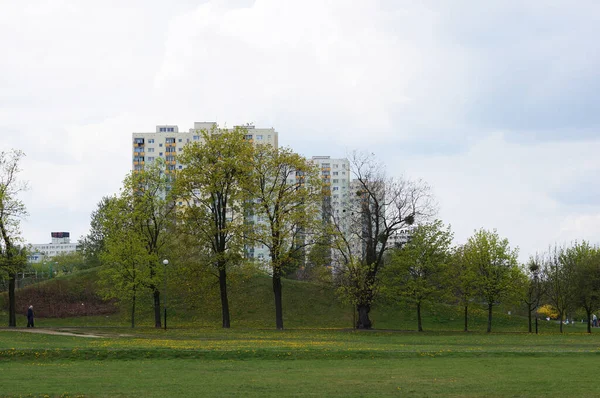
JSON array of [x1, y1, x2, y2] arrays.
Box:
[[131, 287, 136, 329], [586, 309, 591, 334], [487, 302, 493, 333], [528, 305, 532, 333], [8, 274, 16, 327], [219, 267, 231, 328], [273, 272, 284, 330], [417, 302, 423, 332], [559, 311, 563, 333], [464, 304, 468, 332], [153, 289, 161, 328], [356, 303, 372, 329]]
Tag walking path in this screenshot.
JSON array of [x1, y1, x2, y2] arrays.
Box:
[[0, 328, 127, 338]]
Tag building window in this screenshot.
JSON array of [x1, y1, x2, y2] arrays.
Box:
[[159, 128, 165, 132], [256, 135, 263, 140], [334, 164, 339, 168], [333, 171, 338, 176], [149, 139, 154, 144], [178, 138, 182, 142], [333, 187, 339, 191], [333, 179, 339, 183], [159, 152, 163, 156], [193, 136, 200, 141], [147, 148, 154, 153]]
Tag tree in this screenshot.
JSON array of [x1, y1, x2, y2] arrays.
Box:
[[446, 245, 478, 332], [381, 220, 452, 332], [176, 126, 253, 328], [79, 196, 115, 268], [544, 245, 576, 333], [464, 229, 520, 333], [0, 149, 29, 327], [99, 195, 154, 328], [331, 151, 435, 329], [567, 242, 600, 334], [520, 255, 546, 333], [52, 251, 87, 274], [102, 159, 177, 328], [246, 145, 322, 330]]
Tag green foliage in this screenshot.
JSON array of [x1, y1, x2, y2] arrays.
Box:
[[79, 196, 115, 267], [380, 220, 453, 331], [463, 229, 520, 332], [51, 251, 89, 274]]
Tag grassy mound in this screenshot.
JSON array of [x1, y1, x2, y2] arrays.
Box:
[[0, 268, 570, 333]]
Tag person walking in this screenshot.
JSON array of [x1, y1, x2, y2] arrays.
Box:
[[593, 314, 597, 327], [27, 305, 34, 328]]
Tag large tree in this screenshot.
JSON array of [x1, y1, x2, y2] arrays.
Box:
[[381, 220, 452, 332], [99, 195, 154, 328], [446, 245, 478, 332], [544, 245, 576, 333], [246, 145, 322, 330], [176, 126, 253, 328], [567, 241, 600, 334], [520, 255, 546, 333], [102, 159, 177, 328], [331, 151, 435, 329], [0, 149, 29, 327], [464, 229, 520, 333]]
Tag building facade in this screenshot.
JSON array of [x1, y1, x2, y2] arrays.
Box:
[[28, 232, 79, 263]]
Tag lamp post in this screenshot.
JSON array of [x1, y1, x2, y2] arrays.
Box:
[[163, 259, 169, 330]]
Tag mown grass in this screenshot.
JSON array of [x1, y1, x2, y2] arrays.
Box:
[[1, 329, 600, 397]]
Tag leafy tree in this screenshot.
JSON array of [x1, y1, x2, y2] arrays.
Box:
[[102, 159, 177, 328], [544, 245, 576, 333], [446, 245, 478, 332], [381, 220, 452, 332], [52, 251, 87, 274], [98, 195, 154, 328], [567, 241, 600, 333], [79, 196, 115, 268], [331, 151, 435, 329], [0, 149, 29, 327], [176, 126, 253, 328], [520, 255, 546, 333], [246, 145, 322, 330], [464, 229, 520, 333]]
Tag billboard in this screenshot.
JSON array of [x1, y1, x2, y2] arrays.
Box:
[[51, 232, 70, 238]]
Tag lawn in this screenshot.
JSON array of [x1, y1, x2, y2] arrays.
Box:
[[1, 328, 600, 397]]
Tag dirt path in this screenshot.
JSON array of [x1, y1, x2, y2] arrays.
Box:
[[0, 328, 128, 338]]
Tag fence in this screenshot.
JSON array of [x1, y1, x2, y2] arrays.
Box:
[[0, 271, 53, 292]]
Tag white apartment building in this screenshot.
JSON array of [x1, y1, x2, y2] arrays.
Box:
[[132, 122, 278, 174], [310, 156, 351, 222], [28, 232, 79, 263]]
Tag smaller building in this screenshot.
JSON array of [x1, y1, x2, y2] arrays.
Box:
[[28, 232, 79, 263]]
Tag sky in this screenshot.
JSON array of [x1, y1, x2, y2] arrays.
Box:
[[1, 0, 599, 262]]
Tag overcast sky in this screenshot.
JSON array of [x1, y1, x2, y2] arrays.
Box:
[[1, 0, 599, 261]]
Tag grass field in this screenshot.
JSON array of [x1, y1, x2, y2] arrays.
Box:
[[1, 328, 600, 397]]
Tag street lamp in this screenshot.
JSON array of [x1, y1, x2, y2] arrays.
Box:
[[163, 259, 169, 330]]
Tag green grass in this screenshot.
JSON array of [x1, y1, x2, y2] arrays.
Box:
[[1, 329, 600, 397]]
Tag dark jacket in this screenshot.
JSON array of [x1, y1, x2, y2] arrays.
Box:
[[27, 308, 34, 319]]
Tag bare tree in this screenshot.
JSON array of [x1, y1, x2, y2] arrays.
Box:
[[0, 149, 29, 327], [332, 151, 435, 329]]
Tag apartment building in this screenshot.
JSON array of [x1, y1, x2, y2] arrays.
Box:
[[132, 122, 278, 173], [28, 232, 79, 263]]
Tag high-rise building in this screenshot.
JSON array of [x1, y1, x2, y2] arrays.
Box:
[[132, 122, 278, 173]]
